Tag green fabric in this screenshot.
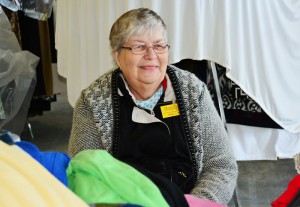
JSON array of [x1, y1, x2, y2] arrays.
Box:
[[67, 150, 169, 207]]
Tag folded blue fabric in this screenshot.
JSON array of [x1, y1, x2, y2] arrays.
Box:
[[15, 141, 70, 186], [0, 130, 16, 145]]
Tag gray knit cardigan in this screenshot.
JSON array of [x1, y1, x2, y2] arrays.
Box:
[[68, 65, 238, 205]]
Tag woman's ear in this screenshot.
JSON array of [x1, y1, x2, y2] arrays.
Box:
[[113, 51, 121, 67]]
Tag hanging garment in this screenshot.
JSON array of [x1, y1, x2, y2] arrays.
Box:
[[207, 64, 282, 129], [18, 10, 56, 116], [0, 8, 38, 135]]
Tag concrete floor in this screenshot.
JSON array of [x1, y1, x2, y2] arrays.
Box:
[[21, 80, 298, 207]]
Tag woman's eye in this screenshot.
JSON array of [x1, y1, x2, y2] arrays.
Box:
[[154, 44, 163, 48], [135, 45, 145, 49]]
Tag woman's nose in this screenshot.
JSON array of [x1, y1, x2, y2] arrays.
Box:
[[144, 47, 157, 59]]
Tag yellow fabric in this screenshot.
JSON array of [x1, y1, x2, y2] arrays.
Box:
[[0, 142, 88, 207]]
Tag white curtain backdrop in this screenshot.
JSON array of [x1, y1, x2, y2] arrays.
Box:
[[227, 124, 300, 160], [55, 0, 300, 160]]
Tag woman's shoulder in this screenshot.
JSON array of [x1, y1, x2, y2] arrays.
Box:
[[82, 69, 116, 95], [167, 64, 205, 87]]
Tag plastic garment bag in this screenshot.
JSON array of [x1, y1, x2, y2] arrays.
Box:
[[0, 0, 54, 20], [0, 6, 39, 134]]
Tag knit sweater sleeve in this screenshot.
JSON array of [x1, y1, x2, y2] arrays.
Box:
[[68, 90, 103, 158], [68, 71, 114, 158], [190, 84, 238, 205], [171, 66, 238, 205]]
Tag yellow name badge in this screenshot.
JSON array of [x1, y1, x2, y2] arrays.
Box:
[[160, 103, 180, 118]]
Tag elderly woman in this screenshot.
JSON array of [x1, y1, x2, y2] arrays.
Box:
[[69, 8, 238, 206]]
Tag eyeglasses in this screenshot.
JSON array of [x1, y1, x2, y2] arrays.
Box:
[[121, 44, 170, 55]]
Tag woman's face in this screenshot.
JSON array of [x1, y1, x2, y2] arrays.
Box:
[[113, 28, 169, 89]]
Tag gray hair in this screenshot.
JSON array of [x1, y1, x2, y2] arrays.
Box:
[[109, 8, 168, 52]]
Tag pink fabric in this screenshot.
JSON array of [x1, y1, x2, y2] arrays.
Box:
[[184, 194, 228, 207]]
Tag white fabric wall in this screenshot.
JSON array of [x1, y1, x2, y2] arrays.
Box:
[[55, 0, 300, 160], [227, 124, 300, 160]]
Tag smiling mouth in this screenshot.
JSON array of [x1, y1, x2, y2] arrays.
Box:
[[140, 65, 158, 70]]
